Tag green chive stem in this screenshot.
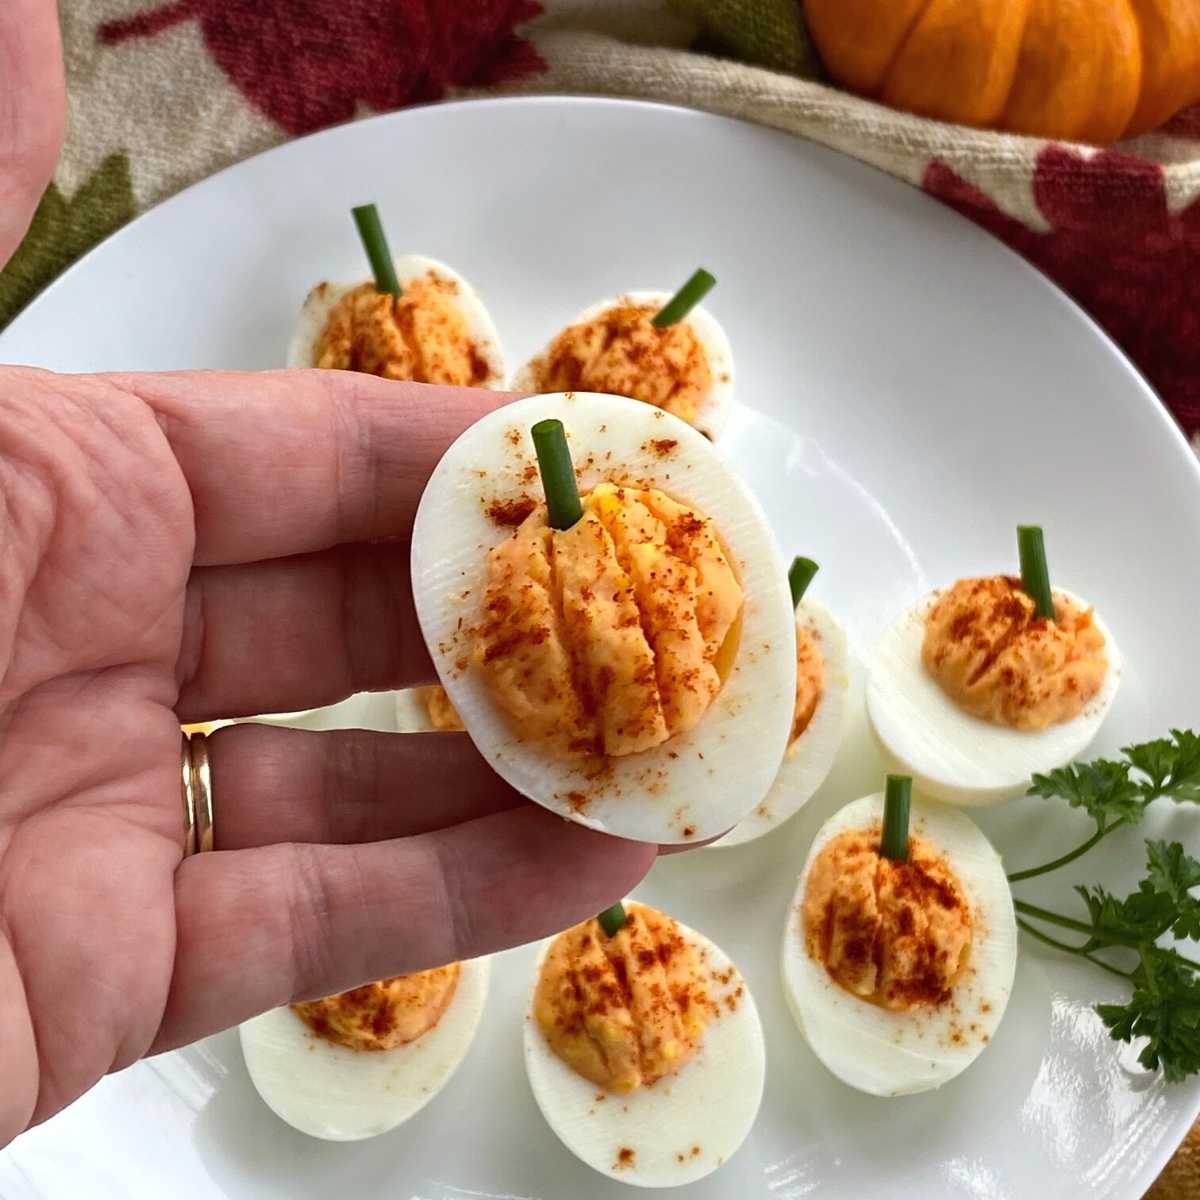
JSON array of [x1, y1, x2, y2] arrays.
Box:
[[788, 556, 819, 608], [881, 775, 912, 863], [351, 203, 402, 298], [597, 902, 627, 937], [652, 268, 717, 327], [1017, 525, 1054, 620], [531, 418, 583, 530]]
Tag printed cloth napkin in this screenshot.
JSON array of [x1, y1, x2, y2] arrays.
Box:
[[0, 4, 1196, 1189]]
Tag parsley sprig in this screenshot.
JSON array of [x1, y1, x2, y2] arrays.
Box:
[[1009, 731, 1200, 1082], [1008, 729, 1200, 882]]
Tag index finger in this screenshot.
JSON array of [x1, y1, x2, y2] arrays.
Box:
[[114, 368, 506, 566]]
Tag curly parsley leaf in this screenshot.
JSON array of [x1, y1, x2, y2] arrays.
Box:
[[1097, 950, 1200, 1083], [1027, 758, 1144, 829]]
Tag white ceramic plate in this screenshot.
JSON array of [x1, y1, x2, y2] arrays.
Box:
[[1, 97, 1198, 1200]]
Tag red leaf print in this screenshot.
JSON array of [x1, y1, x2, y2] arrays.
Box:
[[924, 148, 1200, 437], [100, 0, 545, 135]]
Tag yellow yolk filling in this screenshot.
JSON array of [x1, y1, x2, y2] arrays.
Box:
[[313, 274, 490, 385], [419, 684, 464, 731], [475, 482, 743, 759], [531, 303, 713, 428], [534, 903, 712, 1092], [803, 829, 973, 1011], [292, 964, 461, 1051], [787, 621, 824, 755], [922, 575, 1107, 730]]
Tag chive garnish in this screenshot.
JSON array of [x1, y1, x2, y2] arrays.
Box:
[[788, 556, 819, 608], [531, 418, 583, 530], [652, 268, 717, 327], [1017, 525, 1054, 620], [597, 902, 627, 937], [881, 775, 912, 863], [351, 203, 402, 298]]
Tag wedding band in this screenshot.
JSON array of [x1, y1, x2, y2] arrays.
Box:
[[181, 730, 214, 855]]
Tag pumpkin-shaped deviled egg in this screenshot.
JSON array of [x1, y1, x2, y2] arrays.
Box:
[[394, 685, 465, 733], [513, 270, 733, 440], [782, 778, 1017, 1096], [710, 557, 849, 848], [287, 204, 504, 388], [867, 527, 1120, 806], [239, 958, 490, 1140], [524, 901, 765, 1187], [410, 391, 796, 844]]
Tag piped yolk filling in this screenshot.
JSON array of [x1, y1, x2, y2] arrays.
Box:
[[803, 829, 973, 1011], [534, 903, 712, 1092], [475, 482, 743, 760], [922, 575, 1107, 731], [313, 273, 490, 386], [419, 684, 464, 731], [293, 964, 461, 1052], [787, 621, 825, 755], [530, 303, 713, 428]]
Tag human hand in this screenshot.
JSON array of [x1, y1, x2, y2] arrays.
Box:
[[0, 367, 656, 1147], [0, 1, 65, 265]]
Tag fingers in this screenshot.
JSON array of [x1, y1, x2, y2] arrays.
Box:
[[153, 806, 657, 1051], [176, 542, 430, 720], [116, 370, 504, 567], [205, 724, 524, 849], [0, 0, 65, 268]]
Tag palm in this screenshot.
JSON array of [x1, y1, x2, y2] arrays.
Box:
[[0, 369, 654, 1147]]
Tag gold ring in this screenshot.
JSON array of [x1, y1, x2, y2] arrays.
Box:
[[181, 730, 214, 855]]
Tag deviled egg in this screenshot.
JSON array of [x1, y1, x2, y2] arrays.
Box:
[[524, 901, 764, 1187], [710, 557, 848, 848], [240, 959, 489, 1140], [287, 203, 504, 387], [512, 269, 733, 439], [782, 781, 1016, 1096], [410, 391, 796, 844], [867, 526, 1120, 806]]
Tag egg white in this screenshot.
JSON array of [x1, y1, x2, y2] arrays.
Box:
[[238, 957, 489, 1141], [410, 391, 796, 845], [708, 599, 849, 848], [781, 793, 1016, 1097], [286, 253, 505, 386], [866, 586, 1121, 807], [523, 913, 765, 1188], [512, 291, 735, 439]]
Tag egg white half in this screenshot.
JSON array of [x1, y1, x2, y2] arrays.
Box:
[[523, 915, 764, 1188], [781, 793, 1016, 1097], [285, 253, 505, 386], [709, 599, 849, 848], [410, 391, 796, 844], [239, 957, 489, 1141], [512, 291, 735, 439], [866, 587, 1121, 807]]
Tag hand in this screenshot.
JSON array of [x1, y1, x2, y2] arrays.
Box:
[[0, 1, 65, 265], [0, 368, 656, 1147]]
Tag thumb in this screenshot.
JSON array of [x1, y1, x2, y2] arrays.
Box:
[[0, 0, 65, 269]]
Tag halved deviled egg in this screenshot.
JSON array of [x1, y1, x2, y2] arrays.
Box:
[[512, 270, 733, 439], [710, 557, 849, 848], [240, 958, 489, 1140], [410, 391, 796, 845], [867, 527, 1120, 806], [287, 205, 504, 387], [782, 785, 1016, 1096], [524, 902, 764, 1187]]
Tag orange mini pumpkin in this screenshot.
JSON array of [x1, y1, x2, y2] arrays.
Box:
[[803, 0, 1200, 144]]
